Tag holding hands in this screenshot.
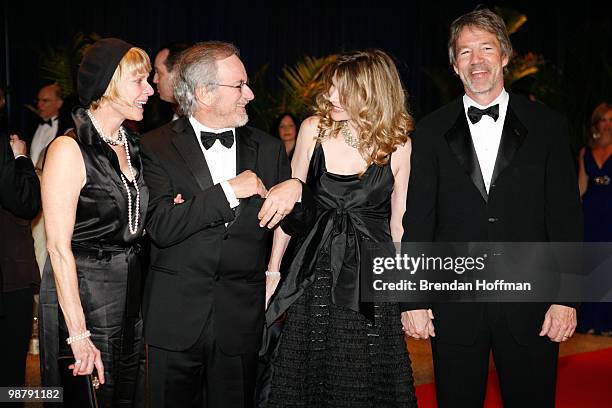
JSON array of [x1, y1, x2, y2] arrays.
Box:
[[401, 309, 436, 340]]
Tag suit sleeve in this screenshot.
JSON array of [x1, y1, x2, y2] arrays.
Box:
[[0, 135, 41, 219], [545, 116, 583, 242], [545, 116, 583, 309], [141, 141, 235, 248], [400, 126, 437, 311]]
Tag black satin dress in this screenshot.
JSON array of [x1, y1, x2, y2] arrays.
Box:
[[39, 107, 149, 407], [264, 143, 417, 407]]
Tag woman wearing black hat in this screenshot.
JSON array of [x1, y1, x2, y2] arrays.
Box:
[[39, 38, 153, 406]]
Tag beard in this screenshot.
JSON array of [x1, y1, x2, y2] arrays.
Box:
[[212, 104, 249, 128], [462, 64, 500, 95]]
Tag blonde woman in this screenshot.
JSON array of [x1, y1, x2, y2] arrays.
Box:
[[264, 49, 417, 407], [39, 38, 153, 406]]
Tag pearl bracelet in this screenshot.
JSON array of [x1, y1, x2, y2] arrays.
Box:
[[265, 271, 281, 277], [66, 330, 91, 345]]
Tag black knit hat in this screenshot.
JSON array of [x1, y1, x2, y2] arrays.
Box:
[[77, 38, 133, 106]]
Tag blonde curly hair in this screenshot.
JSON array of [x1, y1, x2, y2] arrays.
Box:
[[314, 49, 413, 168]]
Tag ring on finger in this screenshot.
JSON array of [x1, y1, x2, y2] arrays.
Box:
[[75, 359, 82, 365]]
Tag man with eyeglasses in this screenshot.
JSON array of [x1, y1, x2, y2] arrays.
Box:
[[28, 84, 73, 172], [141, 41, 307, 408]]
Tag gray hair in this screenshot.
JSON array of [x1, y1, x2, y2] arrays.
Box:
[[448, 8, 513, 70], [173, 41, 240, 116]]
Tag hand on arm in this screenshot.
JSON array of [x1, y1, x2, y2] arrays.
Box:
[[42, 137, 104, 383], [141, 144, 236, 247], [259, 116, 318, 229], [227, 169, 268, 199]]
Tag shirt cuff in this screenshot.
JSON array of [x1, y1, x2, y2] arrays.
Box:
[[220, 181, 240, 208], [15, 154, 28, 160]]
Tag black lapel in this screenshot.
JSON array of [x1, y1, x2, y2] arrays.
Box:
[[171, 118, 214, 191], [444, 107, 488, 202], [235, 126, 258, 174], [490, 103, 528, 186], [227, 126, 259, 230]]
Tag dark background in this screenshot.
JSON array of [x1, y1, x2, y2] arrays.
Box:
[[1, 0, 610, 150]]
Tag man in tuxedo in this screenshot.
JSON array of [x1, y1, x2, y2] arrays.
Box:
[[141, 41, 303, 408], [401, 9, 582, 408], [25, 84, 72, 279], [154, 42, 190, 108], [0, 134, 41, 390], [28, 84, 72, 172], [146, 42, 192, 128]]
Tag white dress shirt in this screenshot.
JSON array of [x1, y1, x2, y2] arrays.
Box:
[[30, 116, 58, 167], [188, 116, 239, 208], [463, 89, 509, 193]]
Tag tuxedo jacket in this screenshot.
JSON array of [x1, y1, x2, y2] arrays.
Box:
[[0, 134, 40, 313], [140, 118, 292, 355], [402, 93, 583, 345], [26, 114, 74, 170]]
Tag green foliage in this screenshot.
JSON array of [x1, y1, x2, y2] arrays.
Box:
[[248, 54, 336, 132], [39, 33, 100, 97]]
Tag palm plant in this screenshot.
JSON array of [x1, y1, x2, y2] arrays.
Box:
[[25, 33, 100, 115], [248, 54, 336, 132]]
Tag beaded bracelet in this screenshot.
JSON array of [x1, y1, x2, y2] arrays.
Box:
[[66, 330, 91, 345], [265, 271, 281, 277]]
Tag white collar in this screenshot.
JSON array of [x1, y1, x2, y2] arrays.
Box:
[[188, 116, 235, 136], [463, 88, 509, 110]]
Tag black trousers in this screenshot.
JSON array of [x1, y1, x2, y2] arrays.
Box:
[[431, 303, 559, 408], [0, 288, 34, 408], [147, 310, 258, 408]]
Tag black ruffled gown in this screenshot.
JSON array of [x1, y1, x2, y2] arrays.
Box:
[[39, 107, 149, 407], [264, 143, 417, 407]]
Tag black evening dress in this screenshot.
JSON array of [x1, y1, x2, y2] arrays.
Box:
[[577, 147, 612, 333], [264, 142, 417, 407], [39, 107, 149, 407]]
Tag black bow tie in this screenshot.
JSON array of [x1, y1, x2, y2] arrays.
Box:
[[39, 118, 53, 127], [200, 130, 234, 149], [467, 104, 499, 124]]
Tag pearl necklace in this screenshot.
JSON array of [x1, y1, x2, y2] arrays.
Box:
[[86, 110, 125, 146], [341, 121, 360, 149], [86, 110, 140, 235]]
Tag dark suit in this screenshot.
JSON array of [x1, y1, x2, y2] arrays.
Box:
[[0, 134, 41, 390], [402, 93, 582, 407], [141, 118, 291, 407]]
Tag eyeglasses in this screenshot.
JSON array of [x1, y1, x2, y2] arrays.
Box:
[[208, 80, 250, 91]]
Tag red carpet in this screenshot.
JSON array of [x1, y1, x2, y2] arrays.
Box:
[[415, 347, 612, 407]]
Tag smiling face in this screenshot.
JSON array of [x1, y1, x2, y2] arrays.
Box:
[[110, 71, 154, 121], [453, 26, 509, 105], [202, 54, 254, 128]]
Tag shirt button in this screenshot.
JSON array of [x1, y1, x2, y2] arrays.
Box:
[[488, 217, 498, 223]]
